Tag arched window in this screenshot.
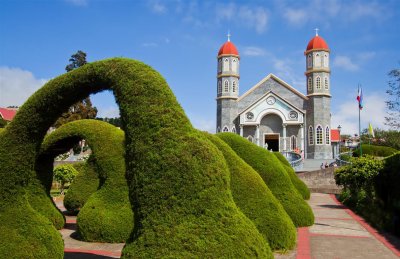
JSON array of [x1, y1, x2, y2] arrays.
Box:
[[218, 81, 222, 94], [315, 53, 321, 67], [247, 135, 254, 143], [309, 126, 314, 145], [224, 80, 229, 92], [308, 54, 312, 68], [324, 54, 329, 67], [231, 127, 236, 133], [324, 78, 329, 89], [316, 77, 321, 89], [290, 135, 297, 150], [223, 58, 229, 72], [232, 59, 237, 73], [217, 127, 221, 133], [316, 125, 323, 145], [308, 77, 312, 91], [325, 126, 330, 145], [223, 126, 229, 132], [218, 59, 222, 73], [232, 81, 236, 92]]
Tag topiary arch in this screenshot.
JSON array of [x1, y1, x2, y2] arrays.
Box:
[[0, 58, 271, 258], [38, 119, 132, 242]]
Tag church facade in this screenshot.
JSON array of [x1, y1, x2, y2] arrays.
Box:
[[216, 33, 333, 159]]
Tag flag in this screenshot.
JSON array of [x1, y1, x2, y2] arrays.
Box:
[[357, 85, 363, 110], [368, 123, 375, 138]]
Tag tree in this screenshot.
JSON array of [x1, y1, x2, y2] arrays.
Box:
[[385, 67, 400, 130], [0, 117, 7, 128], [53, 164, 78, 195], [54, 51, 97, 127]]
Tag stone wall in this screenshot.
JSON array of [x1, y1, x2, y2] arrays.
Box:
[[297, 167, 342, 194]]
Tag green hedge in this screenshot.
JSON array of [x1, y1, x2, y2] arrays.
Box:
[[353, 144, 398, 157], [273, 152, 310, 200], [64, 160, 99, 213], [206, 133, 296, 251], [0, 58, 271, 258], [41, 119, 133, 242], [217, 133, 314, 227]]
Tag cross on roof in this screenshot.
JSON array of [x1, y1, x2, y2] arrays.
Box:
[[227, 30, 231, 42], [315, 28, 319, 36]]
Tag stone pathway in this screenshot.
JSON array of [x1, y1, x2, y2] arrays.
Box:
[[56, 194, 400, 258], [54, 199, 124, 258]]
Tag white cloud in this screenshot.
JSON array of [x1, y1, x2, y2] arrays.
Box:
[[331, 93, 388, 135], [0, 67, 47, 107], [283, 8, 307, 26], [65, 0, 88, 7], [216, 3, 269, 33], [149, 0, 167, 14], [242, 46, 267, 57], [142, 42, 158, 47], [238, 6, 269, 33], [272, 58, 305, 90], [190, 116, 215, 133], [96, 106, 120, 118], [280, 0, 389, 27], [333, 56, 359, 71]]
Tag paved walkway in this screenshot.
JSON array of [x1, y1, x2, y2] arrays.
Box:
[[57, 194, 400, 258]]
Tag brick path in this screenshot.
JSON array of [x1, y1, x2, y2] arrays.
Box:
[[56, 193, 400, 258]]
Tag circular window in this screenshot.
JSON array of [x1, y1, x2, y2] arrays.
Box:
[[246, 112, 254, 120], [289, 111, 298, 119], [266, 96, 276, 105]]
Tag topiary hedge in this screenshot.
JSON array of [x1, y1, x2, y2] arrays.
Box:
[[64, 161, 99, 213], [205, 132, 296, 251], [217, 133, 314, 227], [0, 58, 272, 258], [353, 144, 398, 157], [273, 152, 310, 200], [40, 119, 132, 242]]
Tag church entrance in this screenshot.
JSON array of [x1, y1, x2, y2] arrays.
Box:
[[264, 134, 280, 151]]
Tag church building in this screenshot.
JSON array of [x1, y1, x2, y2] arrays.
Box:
[[216, 32, 334, 159]]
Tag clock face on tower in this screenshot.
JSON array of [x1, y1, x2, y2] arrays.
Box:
[[266, 96, 276, 105]]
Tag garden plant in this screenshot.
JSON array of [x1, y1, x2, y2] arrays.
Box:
[[40, 119, 132, 242], [0, 58, 273, 258], [217, 133, 314, 227]]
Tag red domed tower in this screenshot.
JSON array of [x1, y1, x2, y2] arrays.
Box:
[[304, 29, 332, 159], [216, 33, 240, 133]]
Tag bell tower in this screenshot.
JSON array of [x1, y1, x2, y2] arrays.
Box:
[[304, 29, 333, 159], [216, 33, 240, 133]]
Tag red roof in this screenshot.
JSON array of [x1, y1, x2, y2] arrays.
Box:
[[0, 108, 17, 121], [306, 35, 329, 52], [331, 129, 340, 142], [218, 41, 239, 56]]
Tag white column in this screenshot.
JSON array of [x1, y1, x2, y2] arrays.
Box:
[[239, 125, 243, 137], [256, 125, 260, 146], [300, 124, 304, 152], [283, 124, 287, 151]]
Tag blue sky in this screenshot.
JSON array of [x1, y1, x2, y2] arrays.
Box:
[[1, 0, 399, 134]]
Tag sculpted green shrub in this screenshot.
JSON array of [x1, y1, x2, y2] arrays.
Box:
[[217, 133, 314, 227], [206, 132, 296, 251], [0, 58, 272, 258], [273, 152, 310, 200], [353, 144, 398, 157], [64, 161, 99, 213], [41, 119, 132, 243]]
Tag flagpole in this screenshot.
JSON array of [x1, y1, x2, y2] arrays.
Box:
[[358, 84, 362, 157], [359, 105, 362, 156]]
